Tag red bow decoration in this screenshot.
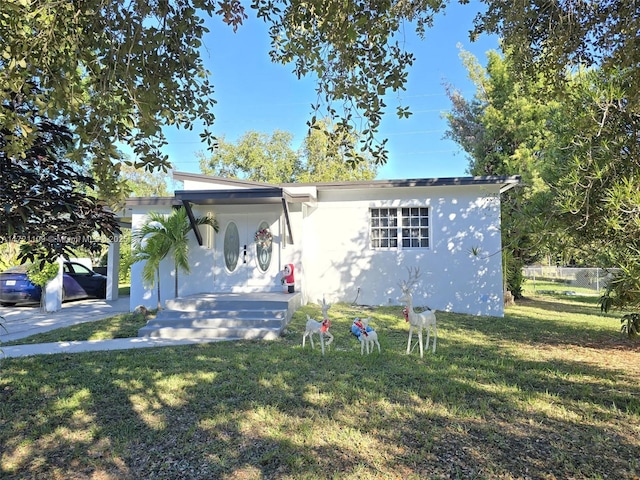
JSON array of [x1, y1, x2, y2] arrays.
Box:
[[321, 318, 331, 333], [354, 319, 368, 336]]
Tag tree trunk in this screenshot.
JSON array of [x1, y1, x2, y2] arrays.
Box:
[[156, 269, 162, 310], [174, 261, 179, 299]]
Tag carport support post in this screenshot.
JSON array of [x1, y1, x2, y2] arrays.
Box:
[[106, 239, 120, 301], [43, 257, 63, 312]]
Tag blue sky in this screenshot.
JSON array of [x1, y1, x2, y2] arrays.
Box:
[[160, 1, 499, 180]]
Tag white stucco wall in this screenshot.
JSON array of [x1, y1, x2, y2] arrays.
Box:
[[128, 182, 507, 316], [128, 202, 305, 309], [301, 184, 505, 316]]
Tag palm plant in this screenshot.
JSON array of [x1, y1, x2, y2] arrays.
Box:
[[132, 208, 218, 309]]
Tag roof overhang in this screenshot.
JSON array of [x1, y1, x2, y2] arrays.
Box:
[[175, 188, 296, 245], [286, 175, 523, 192], [174, 188, 314, 205], [174, 188, 285, 205]]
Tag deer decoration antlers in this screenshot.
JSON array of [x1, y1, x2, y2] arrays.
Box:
[[399, 267, 437, 357]]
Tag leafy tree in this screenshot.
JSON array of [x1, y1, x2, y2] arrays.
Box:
[[120, 163, 172, 198], [199, 131, 302, 183], [297, 120, 377, 182], [544, 68, 640, 254], [444, 48, 553, 297], [547, 68, 640, 332], [1, 0, 445, 199], [473, 1, 640, 102], [0, 93, 120, 266], [0, 0, 218, 186], [199, 125, 377, 182], [132, 208, 219, 307], [3, 0, 638, 185], [446, 46, 640, 321], [445, 48, 554, 179]]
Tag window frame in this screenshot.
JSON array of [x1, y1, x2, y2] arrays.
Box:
[[369, 206, 430, 250]]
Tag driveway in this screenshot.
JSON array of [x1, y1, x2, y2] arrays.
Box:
[[0, 296, 130, 343], [0, 296, 218, 359]]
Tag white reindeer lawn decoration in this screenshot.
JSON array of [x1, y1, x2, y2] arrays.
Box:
[[353, 317, 380, 355], [302, 298, 334, 355], [399, 267, 437, 357]]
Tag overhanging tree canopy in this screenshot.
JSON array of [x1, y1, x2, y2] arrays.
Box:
[[0, 110, 120, 264], [2, 1, 638, 185], [0, 0, 446, 191]]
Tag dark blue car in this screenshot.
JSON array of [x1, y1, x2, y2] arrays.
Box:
[[0, 261, 107, 306]]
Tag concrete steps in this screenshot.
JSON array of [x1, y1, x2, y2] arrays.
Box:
[[138, 293, 301, 341]]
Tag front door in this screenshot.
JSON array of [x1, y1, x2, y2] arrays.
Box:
[[216, 213, 279, 292]]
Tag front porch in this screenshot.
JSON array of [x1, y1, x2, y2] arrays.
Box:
[[138, 292, 303, 341]]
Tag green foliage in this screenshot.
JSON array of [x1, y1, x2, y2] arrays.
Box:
[[26, 261, 59, 288], [199, 125, 377, 183], [501, 247, 525, 299], [445, 48, 555, 181], [1, 297, 637, 478], [445, 49, 550, 297], [598, 261, 640, 335], [199, 130, 301, 183], [0, 242, 20, 271], [0, 0, 445, 198], [259, 0, 444, 166], [120, 163, 171, 198], [620, 313, 640, 339], [446, 46, 640, 308], [545, 69, 640, 249], [0, 0, 219, 194], [1, 95, 120, 265], [473, 1, 640, 108], [297, 120, 377, 182], [2, 0, 638, 193], [132, 207, 219, 304], [545, 69, 640, 326], [117, 230, 133, 284]]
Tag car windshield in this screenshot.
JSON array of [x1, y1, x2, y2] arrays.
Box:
[[67, 263, 93, 275]]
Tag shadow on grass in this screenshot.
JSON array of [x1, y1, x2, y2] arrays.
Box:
[[1, 300, 639, 479]]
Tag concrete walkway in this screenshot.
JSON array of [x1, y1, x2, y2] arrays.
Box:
[[1, 297, 215, 359]]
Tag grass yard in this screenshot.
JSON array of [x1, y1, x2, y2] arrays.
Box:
[[521, 279, 602, 297], [1, 294, 638, 479]]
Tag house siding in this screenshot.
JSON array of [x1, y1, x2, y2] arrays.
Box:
[[127, 176, 512, 317], [301, 184, 504, 316]]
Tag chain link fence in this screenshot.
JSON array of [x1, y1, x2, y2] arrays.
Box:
[[522, 266, 620, 295]]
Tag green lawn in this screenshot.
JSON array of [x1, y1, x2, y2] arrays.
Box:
[[1, 295, 638, 479], [521, 278, 602, 296]]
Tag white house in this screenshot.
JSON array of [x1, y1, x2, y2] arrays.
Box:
[[126, 172, 520, 317]]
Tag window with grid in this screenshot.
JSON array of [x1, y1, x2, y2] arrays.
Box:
[[370, 208, 398, 248], [370, 207, 429, 249], [401, 207, 429, 248]]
